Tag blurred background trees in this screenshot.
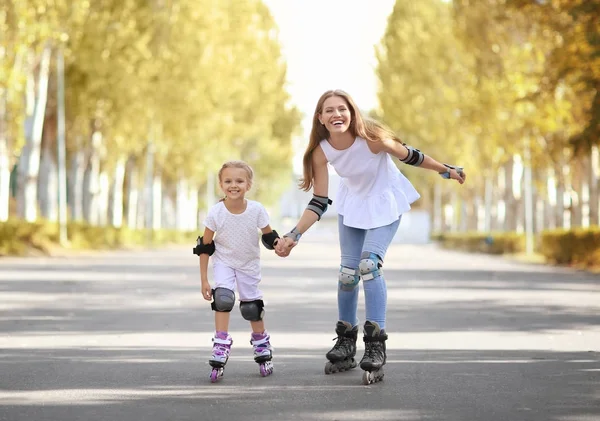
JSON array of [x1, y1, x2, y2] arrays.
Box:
[[0, 0, 301, 232], [1, 0, 598, 254], [376, 0, 599, 242]]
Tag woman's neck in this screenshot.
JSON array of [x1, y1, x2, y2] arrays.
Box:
[[329, 131, 354, 144], [328, 131, 355, 150]]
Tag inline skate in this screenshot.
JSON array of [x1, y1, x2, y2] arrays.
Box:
[[208, 331, 232, 383], [251, 331, 274, 377], [360, 321, 387, 385], [324, 320, 358, 374]]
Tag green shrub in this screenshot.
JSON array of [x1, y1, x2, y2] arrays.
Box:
[[433, 231, 525, 255], [0, 218, 196, 257], [540, 227, 600, 268]]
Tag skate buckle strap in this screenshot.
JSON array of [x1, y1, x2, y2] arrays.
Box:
[[250, 336, 270, 346], [364, 334, 388, 342], [213, 337, 232, 345]]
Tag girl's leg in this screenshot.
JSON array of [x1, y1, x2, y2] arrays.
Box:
[[215, 312, 231, 332], [236, 270, 273, 374], [337, 215, 366, 327], [360, 217, 401, 330], [250, 320, 265, 333], [212, 263, 237, 333], [209, 264, 236, 369], [236, 270, 265, 332]]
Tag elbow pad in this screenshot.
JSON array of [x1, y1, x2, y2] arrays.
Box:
[[306, 194, 332, 220], [400, 144, 425, 166], [193, 236, 215, 256], [261, 230, 280, 250]]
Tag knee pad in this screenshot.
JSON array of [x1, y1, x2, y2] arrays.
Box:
[[338, 265, 360, 291], [211, 288, 235, 312], [358, 252, 383, 281], [239, 300, 265, 321]]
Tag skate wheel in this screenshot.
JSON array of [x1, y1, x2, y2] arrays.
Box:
[[362, 369, 384, 385], [210, 367, 223, 383], [324, 361, 335, 375], [259, 361, 274, 377]]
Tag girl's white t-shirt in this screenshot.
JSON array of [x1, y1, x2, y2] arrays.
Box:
[[203, 200, 270, 276], [319, 137, 420, 229]]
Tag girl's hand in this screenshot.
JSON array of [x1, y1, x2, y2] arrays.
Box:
[[201, 281, 212, 301], [275, 236, 297, 257]]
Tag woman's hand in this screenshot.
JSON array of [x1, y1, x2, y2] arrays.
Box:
[[451, 168, 466, 184], [275, 236, 297, 257]]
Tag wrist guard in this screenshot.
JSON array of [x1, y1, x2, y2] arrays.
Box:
[[283, 227, 302, 242], [261, 230, 280, 250], [193, 236, 215, 256], [400, 144, 425, 166], [439, 164, 464, 179]]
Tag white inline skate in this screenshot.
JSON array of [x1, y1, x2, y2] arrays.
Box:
[[251, 331, 274, 377], [208, 331, 232, 383]]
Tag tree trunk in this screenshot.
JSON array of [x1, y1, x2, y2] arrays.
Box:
[[0, 92, 9, 222], [484, 176, 493, 232], [589, 146, 599, 226], [554, 163, 566, 229], [176, 177, 188, 231], [432, 183, 443, 233], [545, 167, 557, 229], [16, 46, 52, 222], [38, 148, 58, 221], [109, 158, 126, 228], [144, 142, 154, 230], [83, 131, 102, 225], [571, 156, 584, 227], [503, 158, 518, 231], [190, 186, 199, 231], [125, 158, 139, 229], [68, 147, 86, 221], [466, 194, 478, 231], [152, 173, 162, 230], [162, 186, 175, 229], [97, 171, 109, 226]]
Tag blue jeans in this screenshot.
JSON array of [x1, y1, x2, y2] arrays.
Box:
[[337, 215, 401, 330]]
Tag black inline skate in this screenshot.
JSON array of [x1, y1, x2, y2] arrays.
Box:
[[324, 321, 358, 374], [359, 321, 388, 385]]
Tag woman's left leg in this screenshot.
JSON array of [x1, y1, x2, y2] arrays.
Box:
[[358, 217, 401, 376], [360, 217, 401, 330]]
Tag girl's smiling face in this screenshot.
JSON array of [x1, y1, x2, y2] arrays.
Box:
[[219, 167, 250, 200]]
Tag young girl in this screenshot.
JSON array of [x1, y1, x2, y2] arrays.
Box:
[[275, 90, 466, 385], [194, 160, 281, 383]]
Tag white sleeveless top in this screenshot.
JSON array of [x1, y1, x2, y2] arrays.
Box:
[[319, 137, 420, 229]]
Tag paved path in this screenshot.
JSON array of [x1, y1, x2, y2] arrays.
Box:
[[0, 236, 599, 421]]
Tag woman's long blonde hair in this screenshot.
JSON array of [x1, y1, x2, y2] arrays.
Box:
[[299, 89, 402, 191]]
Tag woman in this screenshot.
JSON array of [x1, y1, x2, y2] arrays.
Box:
[[275, 89, 466, 384]]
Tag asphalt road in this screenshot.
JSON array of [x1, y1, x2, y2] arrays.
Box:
[[1, 234, 599, 421]]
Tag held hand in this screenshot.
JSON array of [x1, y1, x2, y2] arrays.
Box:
[[275, 236, 297, 257], [201, 281, 212, 301]]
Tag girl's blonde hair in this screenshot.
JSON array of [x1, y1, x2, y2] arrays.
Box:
[[217, 160, 254, 201], [299, 89, 402, 191]]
